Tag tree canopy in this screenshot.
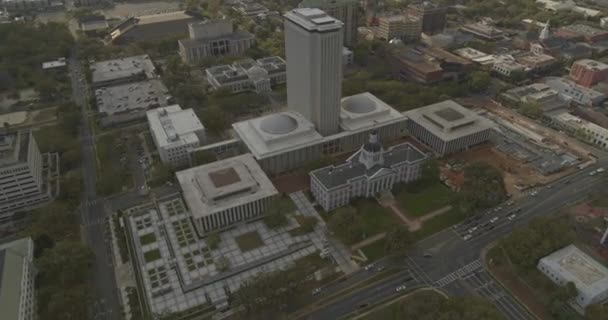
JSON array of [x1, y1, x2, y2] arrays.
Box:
[[457, 162, 507, 213]]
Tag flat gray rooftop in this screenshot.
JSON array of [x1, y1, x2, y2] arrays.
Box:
[[311, 142, 427, 190], [404, 100, 492, 142], [284, 8, 343, 32], [91, 54, 157, 85], [95, 80, 169, 116]]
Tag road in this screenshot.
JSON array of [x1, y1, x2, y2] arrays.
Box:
[[69, 50, 120, 320], [298, 161, 608, 320]]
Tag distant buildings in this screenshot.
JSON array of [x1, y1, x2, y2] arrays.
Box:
[[78, 15, 109, 34], [375, 15, 421, 42], [299, 0, 359, 47], [538, 245, 608, 311], [461, 22, 504, 41], [569, 59, 608, 87], [558, 24, 608, 43], [310, 133, 426, 211], [176, 153, 278, 234], [389, 46, 473, 84], [342, 47, 354, 66], [530, 21, 592, 61], [90, 55, 158, 88], [406, 1, 446, 35], [285, 8, 343, 136], [0, 131, 55, 223], [501, 83, 569, 113], [1, 0, 50, 12], [550, 112, 608, 149], [205, 56, 286, 93], [178, 20, 255, 64], [232, 2, 269, 16], [109, 11, 202, 44], [147, 105, 206, 168], [0, 237, 36, 320], [544, 77, 607, 106], [404, 100, 492, 156]]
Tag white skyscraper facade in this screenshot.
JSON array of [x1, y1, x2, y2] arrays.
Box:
[[285, 8, 344, 136]]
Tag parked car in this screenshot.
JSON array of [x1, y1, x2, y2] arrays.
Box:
[[312, 288, 322, 296], [490, 217, 499, 223], [395, 285, 407, 292], [508, 214, 517, 220]]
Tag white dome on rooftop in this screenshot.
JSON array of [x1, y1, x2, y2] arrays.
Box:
[[342, 95, 376, 114], [260, 113, 298, 135]]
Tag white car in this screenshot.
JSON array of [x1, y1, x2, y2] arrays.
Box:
[[490, 217, 499, 223], [312, 288, 322, 295], [529, 191, 538, 196], [468, 226, 478, 234], [463, 234, 472, 241], [589, 170, 597, 176], [396, 285, 407, 292], [597, 167, 605, 173], [508, 214, 517, 220], [506, 201, 514, 206], [364, 264, 375, 271]]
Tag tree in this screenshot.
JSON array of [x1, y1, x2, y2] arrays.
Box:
[[207, 231, 221, 250], [519, 101, 543, 119], [384, 227, 413, 255], [327, 206, 365, 244], [457, 162, 507, 213], [200, 106, 229, 133], [263, 197, 290, 229], [586, 303, 608, 320], [468, 71, 491, 93]]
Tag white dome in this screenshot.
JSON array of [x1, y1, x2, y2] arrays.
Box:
[[342, 95, 376, 114], [247, 66, 268, 79], [260, 113, 298, 135]]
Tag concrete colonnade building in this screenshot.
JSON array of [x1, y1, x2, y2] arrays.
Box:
[[176, 153, 279, 234]]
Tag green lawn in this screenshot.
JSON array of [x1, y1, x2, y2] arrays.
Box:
[[355, 199, 399, 236], [396, 182, 455, 217], [139, 233, 157, 246], [143, 249, 162, 263], [360, 238, 387, 262], [235, 231, 264, 252], [413, 208, 467, 241]]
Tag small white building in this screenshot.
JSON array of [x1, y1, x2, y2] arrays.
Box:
[[205, 56, 286, 93], [310, 133, 427, 211], [147, 105, 206, 168], [176, 153, 279, 234], [492, 59, 527, 77], [538, 245, 608, 311]]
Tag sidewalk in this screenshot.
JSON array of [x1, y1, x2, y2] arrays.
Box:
[[289, 191, 359, 274]]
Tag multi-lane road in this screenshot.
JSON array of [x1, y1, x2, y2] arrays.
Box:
[[69, 50, 121, 320], [299, 160, 608, 320]]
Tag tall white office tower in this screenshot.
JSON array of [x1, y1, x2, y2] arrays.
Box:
[[284, 8, 343, 136]]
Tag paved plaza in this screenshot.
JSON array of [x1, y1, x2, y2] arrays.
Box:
[[124, 194, 330, 314]]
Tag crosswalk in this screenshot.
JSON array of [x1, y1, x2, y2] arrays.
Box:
[[435, 259, 483, 287]]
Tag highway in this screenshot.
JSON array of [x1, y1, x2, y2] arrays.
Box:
[[298, 161, 608, 320], [68, 50, 121, 320]]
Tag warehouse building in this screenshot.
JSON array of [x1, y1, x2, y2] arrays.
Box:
[[404, 100, 492, 156], [176, 153, 278, 234]]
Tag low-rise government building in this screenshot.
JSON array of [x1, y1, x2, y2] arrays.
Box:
[[538, 245, 608, 311], [232, 92, 408, 174], [90, 55, 158, 88], [310, 133, 426, 211], [404, 100, 492, 156], [176, 153, 278, 234], [205, 56, 286, 93], [147, 105, 206, 168], [178, 20, 255, 64]]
